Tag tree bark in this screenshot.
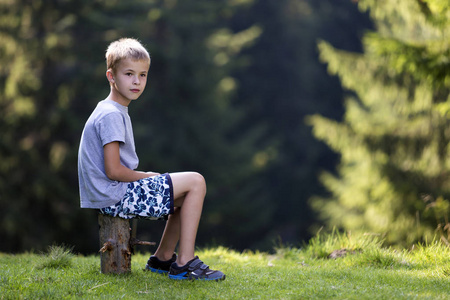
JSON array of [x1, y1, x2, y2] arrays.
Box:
[[98, 214, 132, 274]]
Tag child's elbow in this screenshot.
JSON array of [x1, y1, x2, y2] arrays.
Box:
[[105, 167, 119, 181]]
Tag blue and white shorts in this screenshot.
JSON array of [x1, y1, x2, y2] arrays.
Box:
[[100, 173, 174, 220]]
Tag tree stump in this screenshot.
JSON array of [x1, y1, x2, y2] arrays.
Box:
[[97, 214, 156, 274], [98, 214, 132, 274]]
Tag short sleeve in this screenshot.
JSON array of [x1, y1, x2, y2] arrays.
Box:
[[96, 112, 126, 146]]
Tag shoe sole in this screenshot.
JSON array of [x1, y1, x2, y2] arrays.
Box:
[[169, 273, 226, 281], [145, 265, 169, 275]]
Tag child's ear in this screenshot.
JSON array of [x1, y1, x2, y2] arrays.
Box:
[[106, 69, 115, 83]]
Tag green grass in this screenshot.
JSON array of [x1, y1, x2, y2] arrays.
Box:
[[2, 233, 450, 299]]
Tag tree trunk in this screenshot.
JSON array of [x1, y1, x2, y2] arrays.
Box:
[[98, 214, 132, 274]]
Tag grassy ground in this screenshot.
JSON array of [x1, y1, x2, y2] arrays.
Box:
[[2, 233, 450, 299]]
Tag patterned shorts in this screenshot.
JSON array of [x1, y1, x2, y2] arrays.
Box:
[[99, 173, 174, 220]]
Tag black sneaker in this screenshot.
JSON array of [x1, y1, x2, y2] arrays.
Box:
[[168, 256, 226, 281], [145, 253, 177, 274]]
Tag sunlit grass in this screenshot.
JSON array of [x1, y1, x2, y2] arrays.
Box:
[[35, 244, 75, 270], [2, 235, 450, 299]]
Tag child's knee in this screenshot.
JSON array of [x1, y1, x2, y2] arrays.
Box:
[[190, 172, 206, 192], [188, 172, 206, 194]]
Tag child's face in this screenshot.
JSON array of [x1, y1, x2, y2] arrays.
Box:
[[109, 58, 150, 105]]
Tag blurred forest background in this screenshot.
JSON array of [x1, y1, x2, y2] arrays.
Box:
[[0, 0, 448, 254]]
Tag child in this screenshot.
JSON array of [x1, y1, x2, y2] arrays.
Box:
[[78, 38, 225, 281]]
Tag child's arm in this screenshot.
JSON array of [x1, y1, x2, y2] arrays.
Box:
[[104, 141, 159, 182]]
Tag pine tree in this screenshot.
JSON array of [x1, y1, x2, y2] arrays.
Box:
[[308, 0, 450, 245]]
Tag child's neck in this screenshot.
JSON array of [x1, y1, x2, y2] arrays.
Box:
[[107, 90, 131, 107]]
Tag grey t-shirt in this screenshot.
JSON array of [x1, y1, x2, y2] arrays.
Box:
[[78, 99, 139, 208]]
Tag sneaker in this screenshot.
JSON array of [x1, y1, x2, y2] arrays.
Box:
[[145, 253, 177, 274], [168, 256, 226, 281]]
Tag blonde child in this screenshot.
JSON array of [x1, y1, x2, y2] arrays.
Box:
[[78, 38, 225, 281]]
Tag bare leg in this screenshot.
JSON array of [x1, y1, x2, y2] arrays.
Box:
[[153, 207, 181, 261], [153, 172, 206, 266]]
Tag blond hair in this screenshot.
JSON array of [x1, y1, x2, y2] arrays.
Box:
[[105, 38, 150, 72]]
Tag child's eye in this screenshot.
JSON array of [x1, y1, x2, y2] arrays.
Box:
[[140, 74, 147, 77], [126, 73, 132, 76]]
